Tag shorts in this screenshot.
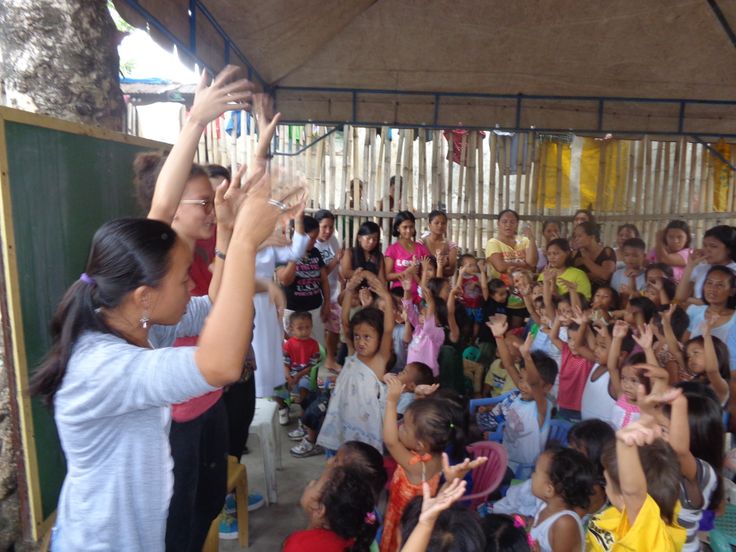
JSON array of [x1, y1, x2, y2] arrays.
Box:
[[324, 301, 341, 334], [273, 370, 314, 400], [301, 391, 330, 431], [465, 306, 484, 323]]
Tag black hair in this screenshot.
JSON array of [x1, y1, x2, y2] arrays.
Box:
[[663, 219, 692, 249], [593, 285, 620, 310], [319, 466, 378, 551], [427, 277, 450, 326], [352, 221, 383, 275], [406, 362, 436, 386], [392, 210, 416, 238], [617, 223, 640, 238], [575, 220, 601, 242], [670, 384, 726, 509], [458, 253, 477, 265], [480, 514, 530, 552], [205, 164, 231, 181], [314, 209, 335, 223], [337, 441, 388, 502], [526, 351, 558, 387], [665, 305, 689, 341], [542, 219, 560, 233], [568, 419, 616, 483], [703, 225, 736, 262], [546, 238, 573, 267], [303, 215, 319, 234], [601, 439, 681, 525], [543, 446, 595, 510], [488, 278, 507, 295], [133, 151, 208, 213], [574, 208, 596, 225], [685, 335, 731, 383], [349, 307, 384, 344], [702, 265, 736, 309], [405, 395, 465, 457], [289, 311, 313, 325], [401, 497, 485, 552], [628, 296, 657, 324], [428, 209, 448, 223], [30, 218, 178, 408], [645, 262, 675, 280], [622, 237, 646, 251], [497, 209, 520, 222]]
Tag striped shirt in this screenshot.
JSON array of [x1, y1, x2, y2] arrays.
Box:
[[678, 458, 717, 552]]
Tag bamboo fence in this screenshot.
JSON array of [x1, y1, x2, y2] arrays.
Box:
[[146, 110, 736, 257]]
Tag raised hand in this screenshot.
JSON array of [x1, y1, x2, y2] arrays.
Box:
[[486, 314, 508, 338], [346, 268, 366, 292], [415, 383, 440, 398], [616, 417, 662, 447], [358, 286, 373, 308], [558, 277, 578, 293], [513, 331, 534, 357], [612, 319, 630, 340], [417, 478, 467, 525], [189, 65, 254, 128], [632, 323, 654, 350], [235, 170, 301, 247], [441, 452, 487, 482], [384, 372, 405, 402], [571, 305, 588, 326]]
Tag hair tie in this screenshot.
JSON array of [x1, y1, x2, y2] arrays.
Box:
[[80, 273, 95, 286], [513, 514, 525, 529], [364, 511, 376, 525], [408, 452, 432, 466], [449, 422, 455, 429]]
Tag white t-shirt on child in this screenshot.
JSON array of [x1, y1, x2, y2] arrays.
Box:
[[504, 396, 552, 478], [581, 365, 616, 425]]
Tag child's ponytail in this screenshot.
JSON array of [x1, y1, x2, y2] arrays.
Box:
[[321, 467, 377, 552]]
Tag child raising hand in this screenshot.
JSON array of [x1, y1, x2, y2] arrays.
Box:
[[381, 373, 486, 552]]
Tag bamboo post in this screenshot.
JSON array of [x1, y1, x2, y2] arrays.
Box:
[[466, 132, 478, 254], [446, 132, 454, 213], [555, 141, 563, 217], [456, 133, 468, 246], [382, 128, 392, 247], [530, 134, 542, 235], [476, 131, 486, 254], [514, 134, 523, 212], [431, 130, 440, 210], [316, 128, 326, 210], [363, 127, 372, 210], [418, 131, 427, 214], [404, 131, 414, 211], [368, 128, 378, 212]]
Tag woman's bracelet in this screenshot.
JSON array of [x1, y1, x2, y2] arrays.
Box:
[[215, 249, 226, 260]]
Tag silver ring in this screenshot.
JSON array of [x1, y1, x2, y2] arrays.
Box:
[[267, 198, 287, 211]]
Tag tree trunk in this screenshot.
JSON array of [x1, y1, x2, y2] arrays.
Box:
[[0, 0, 124, 131]]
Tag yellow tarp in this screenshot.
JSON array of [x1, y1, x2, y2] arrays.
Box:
[[538, 141, 571, 209], [711, 139, 734, 212], [580, 138, 630, 212]]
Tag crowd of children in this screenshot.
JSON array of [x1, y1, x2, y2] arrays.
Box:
[[273, 201, 735, 552], [35, 65, 735, 552]]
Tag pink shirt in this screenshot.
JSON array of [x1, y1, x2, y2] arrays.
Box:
[[645, 247, 691, 282], [558, 343, 594, 411], [403, 300, 445, 376], [386, 241, 431, 300], [611, 396, 640, 429]]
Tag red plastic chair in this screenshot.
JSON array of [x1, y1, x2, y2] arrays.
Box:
[[463, 441, 509, 510]]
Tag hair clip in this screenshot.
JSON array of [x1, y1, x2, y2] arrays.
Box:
[[449, 422, 455, 429], [364, 511, 376, 525], [513, 514, 525, 529]]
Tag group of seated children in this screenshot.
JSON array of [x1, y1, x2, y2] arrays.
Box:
[[277, 212, 734, 552]]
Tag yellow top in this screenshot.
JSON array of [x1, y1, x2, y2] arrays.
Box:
[[538, 266, 592, 300], [586, 495, 686, 552]]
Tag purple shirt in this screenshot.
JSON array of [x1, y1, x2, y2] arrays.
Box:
[[403, 300, 445, 376]]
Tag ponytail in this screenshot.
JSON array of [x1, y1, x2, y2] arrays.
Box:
[[320, 467, 377, 552], [30, 218, 178, 408]]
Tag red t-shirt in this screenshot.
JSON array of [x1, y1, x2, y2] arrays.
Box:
[[283, 529, 354, 552], [558, 343, 594, 411], [172, 237, 222, 423], [283, 337, 321, 374]]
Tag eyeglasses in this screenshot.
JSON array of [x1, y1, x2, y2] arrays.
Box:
[[179, 199, 214, 214]]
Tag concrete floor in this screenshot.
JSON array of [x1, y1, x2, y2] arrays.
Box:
[[221, 410, 326, 551]]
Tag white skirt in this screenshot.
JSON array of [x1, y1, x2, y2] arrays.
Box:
[[252, 292, 286, 398]]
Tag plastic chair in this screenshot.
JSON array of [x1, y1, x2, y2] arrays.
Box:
[[710, 503, 736, 552], [468, 390, 517, 443], [463, 441, 509, 510], [546, 418, 572, 447]]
